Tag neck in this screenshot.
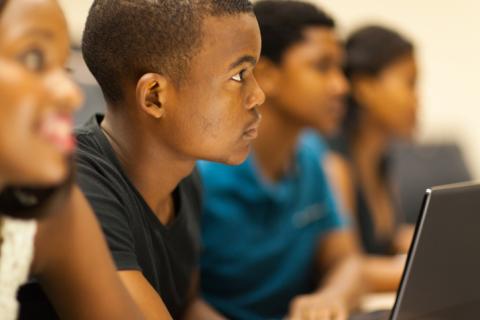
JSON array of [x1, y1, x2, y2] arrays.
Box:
[[350, 115, 390, 177], [101, 108, 195, 217], [253, 101, 302, 182]]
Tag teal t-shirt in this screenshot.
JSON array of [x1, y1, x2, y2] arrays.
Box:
[[198, 136, 346, 319]]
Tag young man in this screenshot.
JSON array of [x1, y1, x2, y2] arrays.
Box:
[[199, 1, 364, 319], [75, 1, 264, 319]]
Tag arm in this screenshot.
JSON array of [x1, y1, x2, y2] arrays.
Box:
[[315, 230, 365, 307], [323, 152, 356, 217], [362, 255, 406, 293], [325, 153, 407, 292], [116, 256, 222, 320], [394, 224, 415, 254], [289, 230, 365, 320], [33, 186, 143, 320], [183, 299, 226, 320], [72, 157, 174, 319], [118, 271, 173, 320], [182, 270, 226, 320]]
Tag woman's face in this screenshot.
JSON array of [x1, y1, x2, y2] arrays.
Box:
[[0, 0, 82, 187], [355, 54, 418, 139]]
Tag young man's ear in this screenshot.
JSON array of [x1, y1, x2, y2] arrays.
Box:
[[254, 58, 281, 97], [136, 73, 169, 119]]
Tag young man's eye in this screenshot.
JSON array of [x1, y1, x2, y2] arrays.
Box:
[[232, 70, 246, 82], [19, 49, 45, 72]]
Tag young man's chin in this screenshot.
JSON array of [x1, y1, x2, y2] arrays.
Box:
[[311, 121, 342, 138], [206, 145, 251, 166]]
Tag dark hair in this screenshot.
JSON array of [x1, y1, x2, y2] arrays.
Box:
[[82, 0, 253, 104], [254, 0, 335, 64], [343, 25, 414, 132], [0, 169, 74, 220], [0, 0, 6, 12], [345, 25, 414, 79]]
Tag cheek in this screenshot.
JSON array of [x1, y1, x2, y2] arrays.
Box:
[[0, 98, 67, 184], [198, 98, 234, 139], [170, 79, 255, 163], [276, 73, 318, 114], [0, 67, 42, 134], [0, 69, 69, 184], [0, 92, 36, 144], [282, 83, 335, 132], [386, 87, 417, 125], [369, 88, 415, 137], [174, 92, 239, 153], [289, 68, 320, 99]]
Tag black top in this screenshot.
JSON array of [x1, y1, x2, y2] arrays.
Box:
[[75, 115, 202, 318], [329, 133, 397, 255], [355, 183, 396, 255]]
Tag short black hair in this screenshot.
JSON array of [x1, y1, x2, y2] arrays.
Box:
[[345, 25, 414, 79], [82, 0, 253, 104], [0, 0, 6, 13], [254, 0, 335, 64]]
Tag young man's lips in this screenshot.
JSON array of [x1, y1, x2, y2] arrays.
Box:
[[243, 116, 262, 140], [243, 127, 259, 140]]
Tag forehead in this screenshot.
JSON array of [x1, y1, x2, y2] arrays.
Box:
[[189, 13, 261, 75], [0, 0, 68, 48], [283, 27, 343, 63]]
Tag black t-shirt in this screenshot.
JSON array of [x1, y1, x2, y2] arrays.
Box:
[[75, 114, 202, 318]]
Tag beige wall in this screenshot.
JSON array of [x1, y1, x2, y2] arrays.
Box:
[[59, 0, 480, 178], [58, 0, 91, 45]]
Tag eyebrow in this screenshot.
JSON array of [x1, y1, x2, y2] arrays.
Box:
[[228, 55, 257, 71]]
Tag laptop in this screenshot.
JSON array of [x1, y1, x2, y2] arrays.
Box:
[[351, 182, 480, 320]]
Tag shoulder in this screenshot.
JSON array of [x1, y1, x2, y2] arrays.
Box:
[[75, 115, 102, 150], [324, 152, 353, 182], [73, 152, 132, 237], [74, 116, 114, 181], [296, 133, 331, 182], [75, 115, 108, 167], [74, 157, 127, 214], [74, 119, 128, 207], [297, 132, 354, 189], [300, 130, 330, 161]]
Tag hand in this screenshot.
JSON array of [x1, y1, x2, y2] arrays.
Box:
[[288, 290, 349, 320], [394, 225, 415, 254]]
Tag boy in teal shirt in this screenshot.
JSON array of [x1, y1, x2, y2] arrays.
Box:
[[199, 1, 363, 319]]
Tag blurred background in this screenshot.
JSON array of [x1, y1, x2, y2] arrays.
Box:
[[59, 0, 480, 182]]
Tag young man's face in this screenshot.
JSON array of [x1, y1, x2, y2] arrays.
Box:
[[259, 27, 349, 136], [163, 13, 265, 165]]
